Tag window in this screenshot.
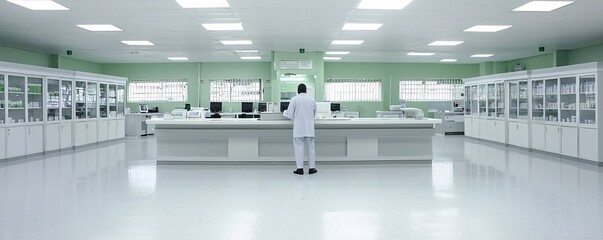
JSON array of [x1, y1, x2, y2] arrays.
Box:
[[210, 78, 262, 102], [128, 79, 188, 102], [399, 78, 463, 101], [324, 78, 381, 102]]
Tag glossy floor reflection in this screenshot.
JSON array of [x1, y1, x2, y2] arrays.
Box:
[[1, 135, 602, 240]]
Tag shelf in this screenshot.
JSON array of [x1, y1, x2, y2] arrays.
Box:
[[8, 92, 24, 94], [560, 108, 577, 111], [580, 92, 595, 94], [580, 109, 596, 111], [8, 108, 25, 110], [560, 93, 576, 95], [28, 107, 42, 109], [545, 108, 559, 110], [28, 93, 42, 95], [545, 93, 558, 95], [532, 108, 544, 110]]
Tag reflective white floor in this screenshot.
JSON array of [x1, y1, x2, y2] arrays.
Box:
[[1, 135, 602, 240]]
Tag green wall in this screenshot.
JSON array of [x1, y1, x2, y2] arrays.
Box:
[[506, 53, 554, 71], [58, 56, 103, 74], [0, 46, 51, 67], [568, 43, 603, 65]]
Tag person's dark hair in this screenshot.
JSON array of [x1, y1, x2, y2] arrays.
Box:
[[297, 83, 307, 94]]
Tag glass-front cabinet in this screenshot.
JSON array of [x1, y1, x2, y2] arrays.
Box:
[[62, 79, 73, 120], [470, 85, 478, 115], [479, 84, 487, 117], [117, 85, 125, 117], [86, 82, 97, 119], [518, 81, 529, 120], [496, 82, 505, 118], [47, 78, 60, 122], [545, 78, 559, 122], [579, 75, 596, 125], [99, 83, 108, 118], [75, 81, 86, 119], [464, 86, 471, 115], [108, 84, 117, 117], [487, 83, 496, 117], [559, 77, 577, 124], [531, 79, 544, 122], [509, 81, 518, 119], [0, 74, 5, 125], [27, 76, 43, 123], [8, 75, 26, 123]]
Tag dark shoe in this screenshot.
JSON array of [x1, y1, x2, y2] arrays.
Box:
[[309, 168, 317, 174], [293, 168, 304, 175]]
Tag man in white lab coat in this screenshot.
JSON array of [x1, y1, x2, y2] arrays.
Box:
[[283, 83, 318, 175]]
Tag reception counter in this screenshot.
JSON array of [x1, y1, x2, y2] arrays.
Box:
[[147, 118, 441, 164]]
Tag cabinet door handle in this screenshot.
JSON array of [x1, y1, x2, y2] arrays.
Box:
[[28, 127, 30, 135], [7, 128, 10, 136]]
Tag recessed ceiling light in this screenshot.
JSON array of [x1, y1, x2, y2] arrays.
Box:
[[167, 57, 189, 61], [7, 0, 69, 10], [323, 57, 342, 60], [241, 56, 261, 60], [121, 41, 155, 46], [332, 40, 364, 45], [220, 40, 253, 45], [513, 1, 574, 12], [325, 51, 350, 55], [471, 54, 494, 58], [202, 23, 243, 31], [342, 23, 383, 30], [440, 59, 458, 62], [357, 0, 413, 9], [77, 24, 123, 32], [428, 41, 464, 46], [234, 50, 259, 53], [175, 0, 229, 8], [464, 25, 512, 32], [407, 52, 435, 56]]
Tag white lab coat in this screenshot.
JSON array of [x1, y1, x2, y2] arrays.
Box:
[[283, 93, 317, 137]]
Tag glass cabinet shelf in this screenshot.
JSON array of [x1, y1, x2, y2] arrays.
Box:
[[579, 76, 596, 125]]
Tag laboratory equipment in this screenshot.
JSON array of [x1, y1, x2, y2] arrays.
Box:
[[316, 102, 332, 119], [242, 102, 253, 113], [210, 102, 222, 113], [330, 103, 341, 112], [258, 103, 267, 112], [170, 109, 188, 119], [139, 104, 148, 113], [401, 108, 425, 119]]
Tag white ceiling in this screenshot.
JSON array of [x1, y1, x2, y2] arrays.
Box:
[[0, 0, 602, 64]]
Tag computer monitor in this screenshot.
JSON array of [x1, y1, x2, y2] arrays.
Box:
[[241, 102, 253, 113], [280, 102, 290, 112], [330, 103, 341, 112], [258, 103, 267, 112], [210, 102, 222, 113]]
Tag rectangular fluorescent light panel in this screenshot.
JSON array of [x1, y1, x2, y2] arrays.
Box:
[[77, 24, 123, 32], [168, 57, 189, 61], [7, 0, 69, 10], [241, 56, 261, 60], [220, 40, 252, 45], [121, 41, 155, 46], [428, 41, 464, 46], [202, 23, 243, 31], [464, 25, 512, 32], [323, 57, 342, 60], [234, 50, 259, 53], [471, 54, 494, 58], [407, 52, 435, 56], [332, 40, 364, 45], [357, 0, 413, 9], [176, 0, 230, 8], [513, 1, 574, 11], [342, 23, 383, 30], [440, 59, 458, 62], [325, 51, 350, 55]]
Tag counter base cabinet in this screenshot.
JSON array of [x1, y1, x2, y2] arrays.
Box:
[[60, 122, 72, 149], [75, 123, 87, 147], [45, 124, 61, 152], [6, 127, 26, 158], [27, 125, 44, 155], [464, 118, 473, 137], [488, 120, 506, 143], [117, 119, 125, 138], [86, 122, 97, 145], [472, 119, 480, 138], [579, 128, 598, 161], [0, 128, 5, 159], [531, 124, 546, 151], [108, 120, 117, 140], [561, 127, 577, 157], [98, 120, 108, 142], [545, 125, 561, 154]]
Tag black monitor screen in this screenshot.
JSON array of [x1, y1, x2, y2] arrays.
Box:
[[331, 103, 341, 112], [258, 103, 267, 112], [210, 102, 222, 113], [241, 102, 253, 113], [280, 102, 290, 112]]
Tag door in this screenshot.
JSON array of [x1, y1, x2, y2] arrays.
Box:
[[464, 118, 472, 137], [0, 128, 5, 159], [472, 119, 480, 139], [531, 124, 546, 151], [579, 128, 598, 161], [60, 122, 72, 149], [117, 119, 125, 138], [86, 121, 97, 144], [479, 119, 489, 140], [6, 126, 26, 158], [45, 123, 60, 151], [508, 122, 518, 146], [517, 123, 529, 148], [545, 125, 561, 154], [98, 120, 108, 142], [108, 120, 117, 140], [561, 127, 577, 157], [74, 122, 87, 146], [26, 125, 44, 154]]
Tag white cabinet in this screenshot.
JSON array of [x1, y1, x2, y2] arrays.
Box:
[[108, 120, 117, 140], [531, 124, 546, 151], [60, 122, 72, 149], [479, 119, 489, 140], [86, 121, 97, 144], [464, 118, 473, 137], [0, 128, 5, 159], [75, 121, 97, 146], [579, 128, 598, 161], [6, 126, 26, 158], [560, 127, 577, 157], [545, 125, 561, 154], [117, 119, 125, 138], [45, 123, 61, 152], [26, 125, 44, 155], [98, 120, 108, 142], [487, 120, 506, 143]]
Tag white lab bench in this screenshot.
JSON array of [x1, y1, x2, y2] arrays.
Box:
[[147, 118, 441, 164], [434, 112, 465, 135], [125, 113, 164, 137]]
